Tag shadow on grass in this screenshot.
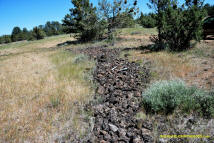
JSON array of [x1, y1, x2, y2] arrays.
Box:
[[122, 44, 161, 53], [57, 40, 82, 47]]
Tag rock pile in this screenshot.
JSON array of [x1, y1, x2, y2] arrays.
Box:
[[72, 46, 121, 61], [76, 46, 151, 142], [92, 58, 151, 142]]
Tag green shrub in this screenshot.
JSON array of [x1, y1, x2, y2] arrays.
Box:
[[142, 80, 214, 118], [194, 90, 214, 118]]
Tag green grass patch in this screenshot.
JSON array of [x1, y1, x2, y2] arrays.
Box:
[[142, 80, 214, 118], [119, 27, 157, 35], [50, 50, 95, 84]]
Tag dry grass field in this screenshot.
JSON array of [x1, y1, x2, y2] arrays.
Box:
[[0, 35, 95, 142]]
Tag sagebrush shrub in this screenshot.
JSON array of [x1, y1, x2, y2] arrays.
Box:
[[142, 80, 190, 114], [142, 80, 214, 118]]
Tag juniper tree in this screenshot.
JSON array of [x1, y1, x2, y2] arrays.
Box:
[[148, 0, 206, 51]]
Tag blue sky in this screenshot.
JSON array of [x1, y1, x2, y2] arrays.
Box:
[[0, 0, 214, 36]]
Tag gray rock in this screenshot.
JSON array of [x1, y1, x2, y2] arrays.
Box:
[[109, 123, 118, 132]]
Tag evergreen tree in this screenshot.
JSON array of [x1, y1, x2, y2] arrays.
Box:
[[148, 0, 206, 51], [44, 21, 52, 36], [43, 21, 64, 36], [32, 27, 46, 40], [115, 12, 135, 28], [11, 26, 23, 42], [27, 31, 36, 41], [62, 14, 74, 34], [138, 12, 157, 28], [11, 27, 21, 35], [22, 28, 29, 40], [98, 0, 138, 41], [51, 21, 63, 35], [63, 0, 102, 41]]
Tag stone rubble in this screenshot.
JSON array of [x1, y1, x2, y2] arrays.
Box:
[[75, 46, 151, 142]]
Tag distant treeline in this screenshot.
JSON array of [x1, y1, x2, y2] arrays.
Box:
[[0, 21, 66, 44]]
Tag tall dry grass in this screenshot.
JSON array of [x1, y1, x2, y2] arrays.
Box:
[[0, 35, 94, 142], [123, 50, 197, 81]]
